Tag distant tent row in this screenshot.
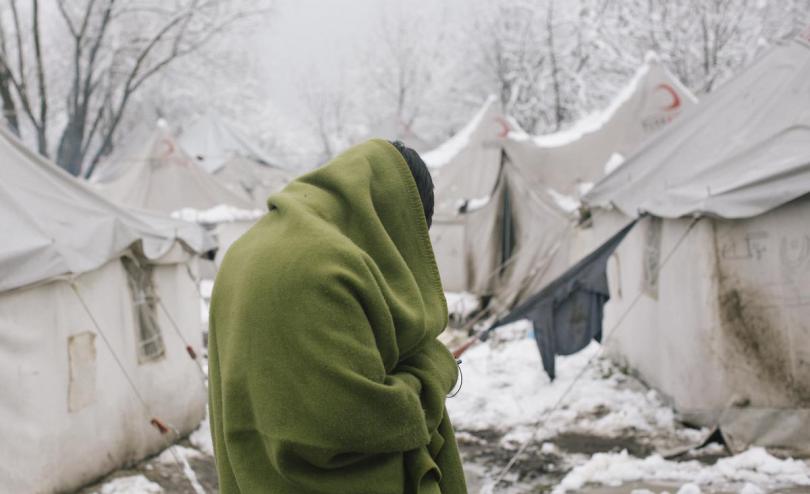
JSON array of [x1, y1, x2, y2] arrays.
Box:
[[0, 110, 294, 491], [0, 126, 214, 493], [90, 117, 295, 265], [579, 34, 810, 455], [178, 113, 295, 207], [90, 121, 255, 213], [424, 53, 696, 315]]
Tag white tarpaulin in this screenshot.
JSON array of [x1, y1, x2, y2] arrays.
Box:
[[91, 123, 255, 213], [423, 97, 508, 293], [178, 113, 296, 207], [214, 156, 294, 208], [585, 39, 810, 219], [0, 127, 209, 491], [361, 112, 434, 153], [424, 55, 694, 302], [504, 52, 698, 198], [577, 36, 810, 455], [0, 127, 215, 292], [91, 123, 258, 263], [177, 112, 278, 173], [0, 259, 207, 493], [424, 96, 506, 216]]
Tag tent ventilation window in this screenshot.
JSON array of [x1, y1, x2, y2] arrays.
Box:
[[122, 257, 165, 363]]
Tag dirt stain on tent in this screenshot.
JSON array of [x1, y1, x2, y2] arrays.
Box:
[[718, 287, 810, 403]]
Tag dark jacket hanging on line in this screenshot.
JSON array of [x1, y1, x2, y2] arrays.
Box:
[[485, 220, 638, 380]]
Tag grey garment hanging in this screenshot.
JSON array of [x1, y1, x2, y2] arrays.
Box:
[[486, 219, 638, 379]]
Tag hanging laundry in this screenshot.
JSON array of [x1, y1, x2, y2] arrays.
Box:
[[485, 220, 638, 379]]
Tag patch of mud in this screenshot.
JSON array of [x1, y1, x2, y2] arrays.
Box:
[[76, 439, 218, 494], [458, 428, 569, 490], [719, 288, 810, 402], [457, 428, 669, 492], [552, 432, 653, 457]]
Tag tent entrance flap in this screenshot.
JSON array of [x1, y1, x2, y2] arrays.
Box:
[[499, 176, 516, 277], [486, 220, 638, 379]]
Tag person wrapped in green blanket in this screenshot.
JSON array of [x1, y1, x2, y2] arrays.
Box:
[[208, 139, 467, 493]]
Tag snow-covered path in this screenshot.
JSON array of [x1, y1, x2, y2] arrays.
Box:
[[83, 319, 810, 494], [446, 321, 810, 493]]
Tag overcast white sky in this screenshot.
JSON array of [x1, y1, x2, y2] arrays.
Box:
[[235, 0, 469, 165], [255, 0, 463, 114]]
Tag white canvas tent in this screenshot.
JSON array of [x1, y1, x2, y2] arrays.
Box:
[[214, 155, 294, 208], [178, 113, 296, 207], [0, 127, 214, 492], [503, 52, 698, 198], [177, 112, 276, 172], [423, 56, 695, 313], [91, 122, 255, 212], [91, 122, 258, 264], [423, 97, 508, 294], [362, 113, 435, 154], [581, 35, 810, 454]]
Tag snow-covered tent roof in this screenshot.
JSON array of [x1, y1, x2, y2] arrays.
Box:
[[585, 38, 810, 219], [423, 96, 510, 218], [177, 113, 278, 173], [91, 123, 255, 213], [504, 53, 697, 197], [0, 127, 215, 292]]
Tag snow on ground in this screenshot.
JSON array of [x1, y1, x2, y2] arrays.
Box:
[[156, 446, 204, 465], [156, 446, 206, 494], [448, 320, 810, 493], [96, 475, 163, 494], [190, 411, 214, 457], [200, 279, 214, 299], [445, 292, 480, 320], [553, 448, 810, 493], [200, 279, 214, 329], [171, 204, 264, 224], [90, 311, 810, 494], [447, 320, 702, 446]]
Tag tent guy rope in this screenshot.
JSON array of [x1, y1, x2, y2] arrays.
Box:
[[70, 281, 207, 494]]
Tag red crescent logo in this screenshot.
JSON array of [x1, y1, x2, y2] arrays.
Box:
[[655, 84, 681, 111], [495, 116, 511, 137], [158, 138, 175, 158]]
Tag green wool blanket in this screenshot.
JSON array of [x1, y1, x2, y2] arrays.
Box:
[[208, 140, 467, 494]]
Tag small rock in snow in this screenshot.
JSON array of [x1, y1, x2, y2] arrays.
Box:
[[98, 475, 162, 494], [739, 483, 765, 494], [541, 442, 558, 454], [676, 483, 702, 494]]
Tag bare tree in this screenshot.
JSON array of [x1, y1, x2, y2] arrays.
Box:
[[0, 0, 48, 152], [0, 0, 269, 176], [0, 17, 20, 135], [595, 0, 806, 95], [546, 0, 564, 130], [466, 1, 550, 132], [298, 69, 357, 162], [460, 0, 597, 134], [361, 7, 459, 143]]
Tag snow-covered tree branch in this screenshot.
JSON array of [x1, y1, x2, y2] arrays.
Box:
[[0, 0, 270, 176]]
